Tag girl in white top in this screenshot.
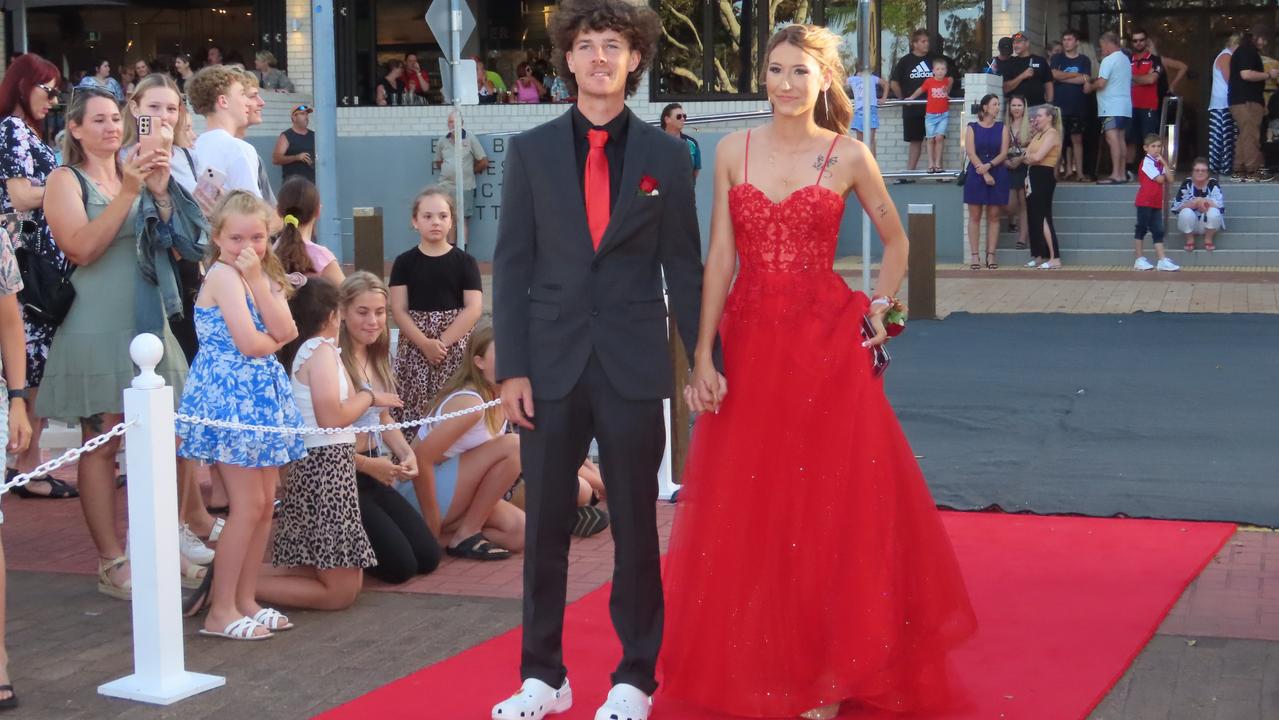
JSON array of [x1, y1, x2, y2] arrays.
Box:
[[256, 276, 402, 611], [408, 325, 523, 560], [407, 327, 611, 561]]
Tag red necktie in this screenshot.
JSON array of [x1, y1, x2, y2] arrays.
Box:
[[585, 128, 610, 250]]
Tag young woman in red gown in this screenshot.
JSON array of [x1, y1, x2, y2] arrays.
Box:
[[661, 25, 977, 720]]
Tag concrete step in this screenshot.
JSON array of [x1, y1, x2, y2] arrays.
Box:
[[988, 247, 1279, 267], [1054, 181, 1279, 201], [1047, 215, 1277, 232], [1051, 202, 1279, 217], [997, 231, 1278, 251]]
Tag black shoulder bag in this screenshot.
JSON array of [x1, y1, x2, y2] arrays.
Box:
[[15, 171, 86, 326]]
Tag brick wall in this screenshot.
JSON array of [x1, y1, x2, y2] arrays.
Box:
[[285, 0, 313, 94]]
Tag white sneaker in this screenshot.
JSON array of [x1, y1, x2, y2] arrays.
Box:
[[492, 678, 572, 720], [179, 524, 215, 565], [1156, 257, 1181, 272], [594, 683, 652, 720], [1133, 257, 1155, 271]]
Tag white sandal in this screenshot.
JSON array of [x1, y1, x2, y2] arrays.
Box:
[[594, 683, 651, 720], [252, 607, 293, 631], [491, 678, 572, 720], [198, 616, 272, 641], [207, 517, 225, 543]]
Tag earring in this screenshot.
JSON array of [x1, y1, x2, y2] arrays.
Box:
[[819, 89, 828, 116]]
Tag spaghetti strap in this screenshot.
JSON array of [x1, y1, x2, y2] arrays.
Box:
[[743, 129, 752, 183], [815, 135, 840, 184]]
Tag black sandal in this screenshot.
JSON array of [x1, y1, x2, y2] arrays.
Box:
[[985, 252, 999, 270], [572, 506, 610, 538], [0, 684, 17, 710], [970, 253, 982, 270], [9, 469, 79, 499], [446, 533, 512, 561]]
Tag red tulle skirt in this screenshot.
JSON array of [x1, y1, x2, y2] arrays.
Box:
[[661, 273, 977, 717]]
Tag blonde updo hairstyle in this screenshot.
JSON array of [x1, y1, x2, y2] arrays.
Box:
[[762, 24, 852, 135]]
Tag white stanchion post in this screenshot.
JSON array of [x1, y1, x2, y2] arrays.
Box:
[[658, 399, 676, 501], [98, 334, 225, 705]]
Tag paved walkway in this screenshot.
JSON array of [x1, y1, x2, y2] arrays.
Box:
[[3, 266, 1275, 718]]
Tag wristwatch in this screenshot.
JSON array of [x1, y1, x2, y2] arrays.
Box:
[[7, 388, 28, 401]]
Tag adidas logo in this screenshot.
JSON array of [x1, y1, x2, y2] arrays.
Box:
[[907, 60, 933, 79]]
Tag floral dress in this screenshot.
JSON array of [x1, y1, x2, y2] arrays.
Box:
[[0, 116, 67, 388], [175, 292, 307, 468]]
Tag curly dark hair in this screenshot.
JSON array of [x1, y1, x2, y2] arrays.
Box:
[[548, 0, 660, 99]]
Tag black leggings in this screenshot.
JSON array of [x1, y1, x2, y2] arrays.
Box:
[[1027, 165, 1060, 260], [357, 472, 442, 583]]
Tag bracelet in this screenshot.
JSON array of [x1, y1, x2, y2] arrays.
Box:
[[153, 196, 173, 209], [870, 295, 893, 309], [7, 388, 27, 401]]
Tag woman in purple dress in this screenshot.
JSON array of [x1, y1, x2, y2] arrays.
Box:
[[963, 93, 1009, 269]]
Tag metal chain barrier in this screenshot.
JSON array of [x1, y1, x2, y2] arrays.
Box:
[[0, 420, 135, 496], [175, 398, 502, 436]]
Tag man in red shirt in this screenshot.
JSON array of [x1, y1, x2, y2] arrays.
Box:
[[1126, 29, 1164, 171]]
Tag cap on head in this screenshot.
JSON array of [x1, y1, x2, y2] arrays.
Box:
[[998, 37, 1014, 53]]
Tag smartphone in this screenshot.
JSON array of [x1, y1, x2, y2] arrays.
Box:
[[860, 315, 891, 377], [193, 166, 227, 206], [136, 115, 165, 158]]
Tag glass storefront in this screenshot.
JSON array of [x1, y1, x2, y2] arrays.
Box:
[[652, 0, 990, 100]]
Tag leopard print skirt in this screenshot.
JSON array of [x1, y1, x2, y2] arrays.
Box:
[[392, 309, 470, 423], [272, 443, 378, 570]]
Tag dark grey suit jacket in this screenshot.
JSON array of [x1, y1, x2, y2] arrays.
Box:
[[493, 107, 712, 401]]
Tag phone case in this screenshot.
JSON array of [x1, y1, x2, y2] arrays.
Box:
[[860, 315, 891, 377]]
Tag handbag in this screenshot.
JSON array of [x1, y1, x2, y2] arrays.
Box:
[[956, 162, 969, 186], [15, 220, 75, 326], [14, 171, 86, 326]]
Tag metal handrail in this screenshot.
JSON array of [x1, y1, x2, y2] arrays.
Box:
[[1159, 95, 1184, 171], [484, 97, 967, 136]]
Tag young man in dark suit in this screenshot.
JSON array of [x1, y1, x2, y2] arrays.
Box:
[[490, 1, 724, 719]]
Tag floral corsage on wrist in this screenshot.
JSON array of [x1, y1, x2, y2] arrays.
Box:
[[871, 295, 909, 338]]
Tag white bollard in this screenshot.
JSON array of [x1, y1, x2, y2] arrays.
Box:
[[98, 334, 225, 705]]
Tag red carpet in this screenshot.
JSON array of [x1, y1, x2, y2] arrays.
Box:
[[320, 512, 1234, 720]]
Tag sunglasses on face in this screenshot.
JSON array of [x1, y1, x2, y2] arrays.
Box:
[[673, 113, 686, 120], [37, 83, 57, 101]]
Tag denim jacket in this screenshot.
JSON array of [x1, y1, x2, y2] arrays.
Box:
[[134, 178, 207, 338]]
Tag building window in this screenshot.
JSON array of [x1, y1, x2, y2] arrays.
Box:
[[652, 0, 989, 101]]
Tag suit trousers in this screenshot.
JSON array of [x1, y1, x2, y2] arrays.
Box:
[[520, 352, 666, 695]]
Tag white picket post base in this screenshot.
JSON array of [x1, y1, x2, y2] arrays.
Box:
[[658, 398, 676, 501], [98, 334, 224, 705]]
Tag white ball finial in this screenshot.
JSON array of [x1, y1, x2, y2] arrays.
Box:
[[130, 334, 166, 389]]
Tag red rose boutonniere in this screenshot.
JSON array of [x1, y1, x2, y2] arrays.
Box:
[[638, 174, 660, 197], [885, 299, 908, 337]]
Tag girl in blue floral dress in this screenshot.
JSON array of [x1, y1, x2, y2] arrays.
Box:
[[177, 190, 306, 641]]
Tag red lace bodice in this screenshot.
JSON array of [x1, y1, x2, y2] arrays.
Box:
[[724, 131, 851, 323]]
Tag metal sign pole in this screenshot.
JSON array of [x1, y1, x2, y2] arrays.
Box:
[[313, 0, 341, 255], [859, 0, 876, 293], [451, 0, 467, 250]]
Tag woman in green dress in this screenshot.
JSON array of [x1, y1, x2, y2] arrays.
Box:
[[40, 89, 189, 598]]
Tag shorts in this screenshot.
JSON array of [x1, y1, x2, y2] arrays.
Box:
[[1062, 114, 1086, 136], [1127, 108, 1160, 145], [1101, 116, 1130, 133], [902, 109, 926, 142], [851, 105, 880, 132], [461, 188, 476, 219], [1135, 205, 1166, 243], [395, 455, 459, 519], [925, 112, 949, 138]]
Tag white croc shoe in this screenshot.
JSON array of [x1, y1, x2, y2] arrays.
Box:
[[492, 678, 572, 720], [594, 683, 652, 720]]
